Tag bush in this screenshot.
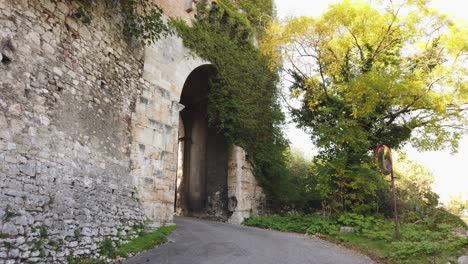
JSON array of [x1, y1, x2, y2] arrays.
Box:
[[280, 149, 321, 213], [115, 225, 176, 258], [99, 225, 176, 259], [337, 213, 376, 232], [243, 213, 468, 264]]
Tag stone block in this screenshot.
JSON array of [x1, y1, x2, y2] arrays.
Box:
[[340, 226, 355, 233], [459, 256, 468, 264], [1, 223, 18, 236]]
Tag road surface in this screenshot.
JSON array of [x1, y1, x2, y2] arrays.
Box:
[[124, 216, 374, 264]]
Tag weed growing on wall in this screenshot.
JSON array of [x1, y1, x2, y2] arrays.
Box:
[[119, 0, 172, 44], [172, 0, 290, 207], [73, 0, 172, 44]]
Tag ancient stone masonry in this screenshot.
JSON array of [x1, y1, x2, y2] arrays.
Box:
[[0, 1, 150, 262], [0, 0, 265, 262], [227, 147, 266, 224]]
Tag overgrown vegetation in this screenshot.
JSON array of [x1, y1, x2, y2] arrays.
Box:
[[67, 256, 105, 264], [66, 225, 175, 263], [101, 225, 176, 259], [73, 0, 172, 44], [261, 0, 468, 214], [119, 0, 172, 44], [172, 0, 290, 207], [243, 213, 468, 264], [3, 204, 20, 222], [446, 194, 468, 224], [236, 0, 275, 34]]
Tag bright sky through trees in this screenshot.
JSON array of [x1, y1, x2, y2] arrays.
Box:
[[275, 0, 468, 203]]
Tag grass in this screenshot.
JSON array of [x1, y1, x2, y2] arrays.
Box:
[[102, 225, 176, 258], [242, 213, 468, 264], [67, 225, 176, 263], [114, 225, 176, 257], [67, 256, 105, 264], [0, 233, 11, 239]]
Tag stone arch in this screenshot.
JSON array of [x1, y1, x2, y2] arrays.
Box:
[[130, 34, 265, 227], [130, 35, 208, 228]]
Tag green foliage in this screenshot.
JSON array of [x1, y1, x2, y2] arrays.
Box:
[[115, 225, 176, 258], [3, 241, 14, 250], [423, 207, 467, 229], [3, 204, 20, 222], [67, 256, 105, 264], [39, 226, 48, 239], [31, 239, 43, 253], [71, 6, 93, 24], [72, 0, 171, 45], [172, 2, 288, 207], [99, 239, 117, 258], [310, 153, 385, 214], [48, 239, 63, 249], [243, 213, 468, 263], [236, 0, 274, 33], [74, 227, 81, 239], [0, 233, 11, 239], [99, 225, 176, 259], [264, 0, 467, 214], [446, 193, 468, 218], [243, 214, 338, 235], [337, 213, 376, 232], [281, 149, 321, 212], [393, 153, 440, 222], [119, 0, 172, 45]]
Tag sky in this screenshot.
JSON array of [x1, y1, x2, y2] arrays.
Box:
[[274, 0, 468, 203]]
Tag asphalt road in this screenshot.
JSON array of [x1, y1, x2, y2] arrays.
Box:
[[124, 216, 375, 264]]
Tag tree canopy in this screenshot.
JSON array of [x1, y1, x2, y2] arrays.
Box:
[[261, 0, 467, 212], [264, 0, 467, 153]]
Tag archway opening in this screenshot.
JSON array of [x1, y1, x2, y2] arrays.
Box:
[[175, 65, 230, 221]]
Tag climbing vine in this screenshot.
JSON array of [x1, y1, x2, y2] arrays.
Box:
[[119, 0, 172, 44], [236, 0, 275, 34], [172, 0, 289, 207], [72, 0, 172, 45]]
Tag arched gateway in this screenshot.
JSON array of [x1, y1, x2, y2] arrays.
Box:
[[131, 35, 265, 228]]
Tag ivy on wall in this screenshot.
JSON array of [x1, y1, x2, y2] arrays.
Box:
[[119, 0, 172, 44], [73, 0, 172, 44], [172, 0, 289, 207], [236, 0, 275, 34]]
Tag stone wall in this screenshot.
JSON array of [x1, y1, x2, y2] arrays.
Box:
[[0, 0, 152, 262], [155, 0, 196, 23], [227, 147, 266, 224], [132, 35, 206, 227], [0, 0, 265, 262]]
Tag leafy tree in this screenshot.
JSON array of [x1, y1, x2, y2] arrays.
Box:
[[393, 153, 439, 221], [261, 0, 467, 212], [446, 193, 468, 217], [283, 148, 321, 212]]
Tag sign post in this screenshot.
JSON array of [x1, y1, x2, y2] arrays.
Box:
[[376, 144, 400, 240]]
